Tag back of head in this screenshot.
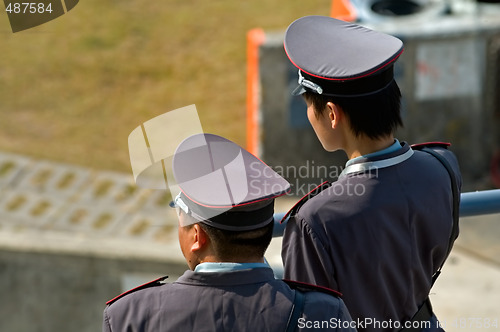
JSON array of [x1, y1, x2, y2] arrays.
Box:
[[171, 133, 290, 262], [285, 15, 405, 139], [198, 219, 274, 262], [304, 81, 403, 139]]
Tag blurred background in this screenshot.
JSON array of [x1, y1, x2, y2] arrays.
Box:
[[0, 0, 499, 331], [0, 0, 330, 171]]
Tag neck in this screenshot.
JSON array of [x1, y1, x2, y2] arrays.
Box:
[[345, 134, 395, 160]]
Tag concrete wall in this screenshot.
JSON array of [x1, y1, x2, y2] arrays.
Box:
[[259, 34, 348, 196], [0, 249, 186, 332], [0, 151, 187, 332]]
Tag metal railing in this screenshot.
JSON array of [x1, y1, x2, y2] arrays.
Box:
[[273, 189, 500, 237]]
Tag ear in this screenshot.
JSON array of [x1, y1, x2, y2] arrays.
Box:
[[326, 102, 340, 129], [191, 224, 208, 252]]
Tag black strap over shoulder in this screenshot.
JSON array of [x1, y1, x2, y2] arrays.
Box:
[[285, 289, 305, 332], [402, 142, 460, 331], [422, 147, 459, 284], [412, 142, 460, 284]]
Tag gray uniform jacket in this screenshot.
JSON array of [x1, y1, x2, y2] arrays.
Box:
[[282, 142, 461, 331], [103, 267, 356, 331]]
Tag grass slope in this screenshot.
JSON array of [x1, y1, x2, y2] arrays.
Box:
[[0, 1, 329, 172]]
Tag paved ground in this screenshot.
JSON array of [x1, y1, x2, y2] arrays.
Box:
[[430, 214, 500, 331], [0, 151, 180, 262]]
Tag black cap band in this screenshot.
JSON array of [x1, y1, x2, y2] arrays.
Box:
[[299, 66, 396, 97], [181, 191, 275, 231]]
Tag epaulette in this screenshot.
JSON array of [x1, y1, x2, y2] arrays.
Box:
[[106, 275, 168, 306], [411, 141, 451, 150], [283, 279, 342, 298], [280, 181, 331, 224]]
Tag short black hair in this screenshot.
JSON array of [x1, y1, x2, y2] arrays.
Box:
[[198, 221, 274, 261], [304, 80, 403, 139]]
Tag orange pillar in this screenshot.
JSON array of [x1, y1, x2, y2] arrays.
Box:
[[330, 0, 356, 21], [246, 28, 266, 156]]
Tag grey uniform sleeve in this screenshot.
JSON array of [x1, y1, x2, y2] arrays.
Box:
[[282, 214, 338, 290], [102, 307, 112, 332]]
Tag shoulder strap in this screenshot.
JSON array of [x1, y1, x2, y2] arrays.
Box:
[[285, 289, 305, 332], [106, 275, 168, 306]]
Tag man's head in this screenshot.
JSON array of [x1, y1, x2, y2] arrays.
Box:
[[170, 133, 290, 269], [284, 16, 404, 147]]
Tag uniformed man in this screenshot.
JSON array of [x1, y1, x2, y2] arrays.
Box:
[[103, 133, 355, 331], [280, 16, 462, 332]]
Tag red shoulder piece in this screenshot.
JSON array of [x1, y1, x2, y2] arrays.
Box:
[[283, 279, 342, 298], [411, 142, 451, 150], [280, 181, 331, 224], [106, 275, 168, 306]]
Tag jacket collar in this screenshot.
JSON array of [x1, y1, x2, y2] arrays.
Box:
[[175, 266, 276, 287], [340, 142, 413, 177]]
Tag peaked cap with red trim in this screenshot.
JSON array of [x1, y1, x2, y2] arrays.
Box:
[[285, 15, 404, 97], [171, 133, 290, 231]]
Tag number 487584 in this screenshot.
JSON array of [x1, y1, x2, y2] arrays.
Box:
[[5, 2, 53, 14]]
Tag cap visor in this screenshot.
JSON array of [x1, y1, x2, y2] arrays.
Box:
[[291, 84, 306, 96]]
